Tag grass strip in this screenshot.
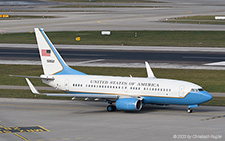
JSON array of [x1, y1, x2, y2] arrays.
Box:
[[174, 15, 217, 20], [1, 64, 225, 92], [0, 15, 55, 20], [203, 97, 225, 106], [0, 89, 71, 100], [165, 15, 225, 25], [0, 30, 225, 47]]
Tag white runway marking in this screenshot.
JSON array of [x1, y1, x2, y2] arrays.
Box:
[[204, 61, 225, 66], [183, 56, 225, 60], [74, 59, 105, 65]]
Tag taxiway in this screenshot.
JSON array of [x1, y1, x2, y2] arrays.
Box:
[[1, 0, 225, 33], [0, 98, 224, 141]]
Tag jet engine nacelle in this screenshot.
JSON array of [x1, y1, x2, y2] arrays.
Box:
[[116, 98, 143, 111]]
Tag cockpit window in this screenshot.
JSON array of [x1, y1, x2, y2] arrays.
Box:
[[191, 89, 198, 92], [191, 88, 204, 92], [198, 88, 204, 91]]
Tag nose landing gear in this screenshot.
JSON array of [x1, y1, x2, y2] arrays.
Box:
[[187, 104, 198, 113], [187, 108, 193, 113]]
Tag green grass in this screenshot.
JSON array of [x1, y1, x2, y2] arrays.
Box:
[[203, 97, 225, 106], [1, 64, 225, 92], [1, 30, 225, 47], [175, 15, 216, 20], [167, 21, 225, 25], [1, 65, 44, 86], [0, 15, 55, 20], [166, 15, 225, 25], [0, 89, 71, 100]]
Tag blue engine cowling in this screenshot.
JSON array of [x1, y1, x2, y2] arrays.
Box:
[[115, 98, 143, 111]]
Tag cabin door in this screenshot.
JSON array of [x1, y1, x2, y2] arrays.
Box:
[[65, 79, 69, 91], [179, 86, 185, 97]]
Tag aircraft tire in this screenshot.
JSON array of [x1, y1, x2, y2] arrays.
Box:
[[107, 105, 116, 112], [187, 108, 193, 113]]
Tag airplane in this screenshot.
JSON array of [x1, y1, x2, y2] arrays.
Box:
[[13, 28, 213, 113]]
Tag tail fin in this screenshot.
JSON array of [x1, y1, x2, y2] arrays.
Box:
[[34, 28, 86, 75]]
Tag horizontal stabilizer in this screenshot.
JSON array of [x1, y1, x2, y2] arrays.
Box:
[[10, 75, 54, 80]]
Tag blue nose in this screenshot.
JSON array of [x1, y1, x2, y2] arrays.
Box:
[[201, 91, 213, 103]]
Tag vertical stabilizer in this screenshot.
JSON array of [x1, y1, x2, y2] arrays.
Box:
[[34, 28, 86, 75]]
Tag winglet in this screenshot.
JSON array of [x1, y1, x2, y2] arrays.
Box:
[[145, 62, 156, 78], [25, 78, 40, 94]]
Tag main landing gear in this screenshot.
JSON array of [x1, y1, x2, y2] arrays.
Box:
[[187, 108, 193, 113], [107, 105, 117, 112]]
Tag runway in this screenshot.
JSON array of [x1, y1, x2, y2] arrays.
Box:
[[4, 47, 224, 63], [1, 44, 225, 70], [0, 98, 224, 141], [1, 0, 225, 33]]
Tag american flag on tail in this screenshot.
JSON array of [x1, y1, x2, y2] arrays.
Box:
[[41, 49, 51, 56]]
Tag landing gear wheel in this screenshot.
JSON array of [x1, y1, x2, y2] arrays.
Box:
[[107, 105, 116, 112], [187, 108, 193, 113]]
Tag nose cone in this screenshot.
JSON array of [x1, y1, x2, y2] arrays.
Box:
[[200, 91, 213, 103]]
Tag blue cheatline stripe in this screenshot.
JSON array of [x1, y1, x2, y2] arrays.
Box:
[[39, 28, 86, 75]]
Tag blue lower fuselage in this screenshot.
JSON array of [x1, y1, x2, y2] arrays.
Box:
[[68, 90, 213, 106], [143, 91, 213, 105]]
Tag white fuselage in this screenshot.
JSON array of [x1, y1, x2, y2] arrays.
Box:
[[43, 75, 201, 98]]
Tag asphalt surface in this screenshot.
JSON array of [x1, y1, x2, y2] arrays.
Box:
[[1, 1, 225, 141], [0, 98, 224, 141], [2, 47, 225, 63], [1, 44, 225, 69], [1, 0, 225, 33]]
